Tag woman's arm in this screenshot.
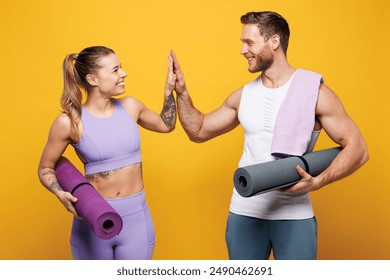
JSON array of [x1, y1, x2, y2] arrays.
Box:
[[38, 114, 79, 216], [135, 91, 176, 133], [121, 53, 177, 133]]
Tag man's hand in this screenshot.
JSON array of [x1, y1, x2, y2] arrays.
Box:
[[280, 165, 322, 193], [170, 50, 187, 94]]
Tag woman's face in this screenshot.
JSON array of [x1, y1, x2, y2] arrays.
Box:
[[91, 53, 128, 96]]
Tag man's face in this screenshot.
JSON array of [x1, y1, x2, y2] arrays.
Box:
[[240, 24, 273, 73]]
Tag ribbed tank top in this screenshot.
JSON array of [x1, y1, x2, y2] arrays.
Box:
[[229, 76, 320, 220], [72, 98, 141, 175]]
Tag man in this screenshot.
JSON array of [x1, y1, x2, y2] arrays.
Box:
[[171, 11, 368, 260]]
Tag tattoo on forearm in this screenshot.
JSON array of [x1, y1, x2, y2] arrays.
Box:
[[160, 93, 176, 128], [42, 169, 63, 192], [42, 170, 55, 177], [49, 181, 63, 192]]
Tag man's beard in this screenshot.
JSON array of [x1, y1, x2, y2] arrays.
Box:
[[248, 48, 274, 73]]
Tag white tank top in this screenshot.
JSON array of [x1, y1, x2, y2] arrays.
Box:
[[229, 76, 320, 220]]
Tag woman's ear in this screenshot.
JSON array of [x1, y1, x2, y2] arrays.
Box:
[[86, 74, 98, 86]]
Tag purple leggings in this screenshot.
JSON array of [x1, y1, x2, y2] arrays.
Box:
[[70, 189, 155, 260]]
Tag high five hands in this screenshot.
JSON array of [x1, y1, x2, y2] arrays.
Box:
[[166, 50, 187, 95]]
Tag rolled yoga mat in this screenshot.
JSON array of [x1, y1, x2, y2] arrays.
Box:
[[234, 147, 342, 197], [55, 157, 123, 240]]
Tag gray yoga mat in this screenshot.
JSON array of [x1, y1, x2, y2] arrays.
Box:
[[233, 147, 342, 197]]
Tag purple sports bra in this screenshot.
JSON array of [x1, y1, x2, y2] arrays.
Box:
[[72, 98, 141, 175]]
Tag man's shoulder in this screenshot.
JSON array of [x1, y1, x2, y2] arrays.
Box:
[[295, 68, 323, 81], [225, 86, 245, 109]]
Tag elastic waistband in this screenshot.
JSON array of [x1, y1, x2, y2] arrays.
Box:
[[105, 189, 146, 217], [84, 151, 142, 175]]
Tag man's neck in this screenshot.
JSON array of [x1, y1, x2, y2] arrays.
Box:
[[260, 60, 295, 88]]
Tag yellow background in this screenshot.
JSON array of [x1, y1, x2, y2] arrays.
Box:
[[0, 0, 389, 260]]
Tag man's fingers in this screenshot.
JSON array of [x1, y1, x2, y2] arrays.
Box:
[[170, 49, 182, 71], [296, 165, 308, 177], [296, 165, 315, 188]]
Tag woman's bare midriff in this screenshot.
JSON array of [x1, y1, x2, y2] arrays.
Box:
[[86, 163, 143, 198]]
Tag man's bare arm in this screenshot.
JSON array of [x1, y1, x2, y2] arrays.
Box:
[[171, 50, 241, 142], [285, 84, 369, 193]]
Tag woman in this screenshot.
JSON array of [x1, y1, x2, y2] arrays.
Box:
[[38, 46, 177, 259]]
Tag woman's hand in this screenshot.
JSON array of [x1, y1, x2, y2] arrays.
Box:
[[165, 52, 176, 95], [56, 191, 81, 218]]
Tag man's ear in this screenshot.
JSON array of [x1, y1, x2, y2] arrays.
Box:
[[86, 74, 98, 86], [270, 35, 281, 50]]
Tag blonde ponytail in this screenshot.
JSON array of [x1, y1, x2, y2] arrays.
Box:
[[59, 46, 115, 141], [60, 53, 82, 142]]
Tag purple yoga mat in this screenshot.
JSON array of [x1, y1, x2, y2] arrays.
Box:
[[55, 157, 123, 240]]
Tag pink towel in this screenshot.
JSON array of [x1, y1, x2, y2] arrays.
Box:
[[271, 68, 323, 157]]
